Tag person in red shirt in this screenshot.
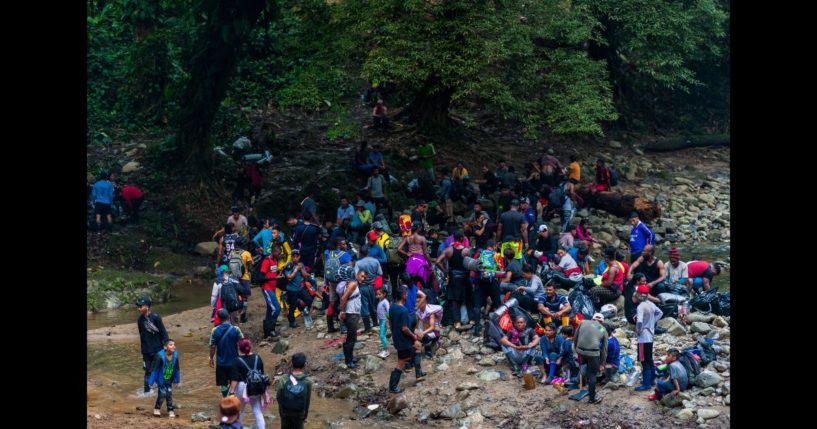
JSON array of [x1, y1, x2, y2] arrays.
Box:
[[686, 260, 723, 295], [259, 252, 281, 338], [120, 185, 144, 224], [587, 159, 612, 193]]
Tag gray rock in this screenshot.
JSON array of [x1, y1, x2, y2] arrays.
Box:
[[476, 369, 501, 381], [700, 387, 716, 396], [440, 403, 466, 420], [658, 318, 687, 336], [461, 342, 479, 356], [364, 355, 383, 374], [686, 313, 715, 323], [713, 361, 728, 372], [335, 384, 358, 399], [387, 395, 409, 414], [712, 317, 728, 328], [194, 242, 219, 257], [436, 363, 449, 372], [456, 390, 470, 402], [466, 367, 479, 374], [447, 347, 464, 360], [122, 161, 141, 173], [191, 412, 210, 422], [478, 357, 496, 366], [610, 141, 623, 149], [695, 370, 722, 388], [724, 395, 730, 405], [417, 410, 431, 423], [271, 340, 289, 354], [634, 148, 644, 156], [697, 409, 720, 419], [677, 409, 695, 420], [456, 382, 480, 391], [480, 346, 497, 355], [354, 342, 366, 350], [690, 322, 712, 334], [661, 392, 691, 408]]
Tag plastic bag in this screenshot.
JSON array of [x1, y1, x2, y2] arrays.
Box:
[[689, 287, 719, 313], [716, 292, 730, 317], [618, 353, 634, 374], [568, 288, 595, 319], [625, 369, 641, 386]]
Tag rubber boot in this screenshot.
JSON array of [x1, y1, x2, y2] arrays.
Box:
[[343, 342, 356, 368], [424, 344, 433, 359], [635, 365, 652, 391], [414, 353, 426, 382], [505, 353, 521, 377], [389, 368, 403, 393]]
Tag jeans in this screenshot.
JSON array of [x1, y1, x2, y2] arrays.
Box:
[[358, 285, 378, 331], [379, 319, 389, 350], [550, 272, 581, 289], [262, 289, 281, 322], [154, 381, 174, 411], [561, 208, 574, 233], [656, 380, 675, 395], [286, 289, 314, 325], [236, 381, 266, 429], [502, 345, 542, 365]]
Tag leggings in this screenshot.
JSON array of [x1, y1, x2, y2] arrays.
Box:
[[236, 382, 266, 429], [379, 319, 389, 350]]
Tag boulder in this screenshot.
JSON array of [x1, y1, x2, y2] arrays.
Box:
[[436, 363, 449, 372], [660, 391, 691, 408], [387, 395, 409, 414], [461, 342, 479, 356], [364, 355, 383, 374], [122, 161, 141, 173], [695, 370, 722, 388], [712, 317, 728, 328], [690, 322, 712, 334], [478, 357, 496, 366], [476, 369, 501, 381], [610, 141, 623, 149], [697, 409, 720, 420], [191, 412, 210, 422], [194, 242, 219, 257], [440, 403, 466, 420], [657, 318, 687, 336], [456, 382, 479, 391], [677, 409, 695, 420], [686, 313, 715, 323], [335, 384, 358, 399], [271, 340, 289, 354]]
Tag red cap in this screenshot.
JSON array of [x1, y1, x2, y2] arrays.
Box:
[[367, 231, 378, 241], [637, 285, 650, 295]]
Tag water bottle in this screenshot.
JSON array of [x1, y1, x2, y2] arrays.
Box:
[[490, 298, 518, 321], [625, 369, 641, 386]]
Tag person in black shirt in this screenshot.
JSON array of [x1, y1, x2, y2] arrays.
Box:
[[534, 224, 559, 263], [228, 338, 267, 427], [292, 217, 321, 270], [136, 296, 169, 394], [388, 286, 425, 393]]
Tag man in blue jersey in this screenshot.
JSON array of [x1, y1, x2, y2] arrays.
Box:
[[628, 212, 655, 263]]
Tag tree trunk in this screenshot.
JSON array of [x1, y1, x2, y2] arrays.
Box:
[[644, 134, 730, 152], [175, 0, 265, 173], [578, 190, 661, 222], [403, 76, 454, 136]]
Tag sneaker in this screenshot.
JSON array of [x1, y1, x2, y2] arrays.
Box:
[[415, 371, 427, 382], [634, 385, 652, 392], [377, 350, 390, 359], [389, 386, 402, 394], [589, 397, 603, 404], [168, 411, 176, 418], [153, 409, 161, 417]]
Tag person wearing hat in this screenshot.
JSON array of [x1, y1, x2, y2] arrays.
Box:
[[633, 283, 663, 392], [136, 296, 169, 394], [497, 198, 528, 261], [665, 247, 689, 290], [627, 212, 655, 263], [572, 315, 608, 404], [435, 230, 473, 330], [350, 200, 373, 246], [533, 223, 558, 263], [218, 395, 242, 428], [210, 308, 245, 398]]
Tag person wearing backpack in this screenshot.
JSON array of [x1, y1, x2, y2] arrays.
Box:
[[648, 348, 689, 401], [212, 265, 243, 326], [228, 339, 270, 429], [284, 250, 314, 329], [229, 236, 255, 324], [210, 309, 245, 398], [323, 238, 353, 333], [276, 352, 313, 429], [471, 240, 504, 336]]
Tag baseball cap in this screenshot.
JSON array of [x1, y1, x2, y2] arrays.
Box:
[[291, 249, 301, 255], [538, 224, 549, 232], [520, 197, 530, 205], [231, 206, 239, 213], [628, 211, 640, 220], [135, 296, 151, 307], [636, 285, 650, 295], [367, 231, 378, 241], [217, 264, 230, 275], [592, 313, 605, 322], [372, 221, 383, 230]]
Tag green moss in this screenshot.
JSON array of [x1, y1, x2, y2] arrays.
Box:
[[87, 269, 172, 312]]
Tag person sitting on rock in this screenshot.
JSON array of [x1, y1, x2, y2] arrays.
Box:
[[627, 244, 668, 297], [598, 320, 620, 386], [510, 264, 546, 313], [372, 99, 389, 130], [587, 158, 612, 193], [568, 243, 592, 275], [537, 322, 564, 384], [665, 247, 688, 291], [558, 224, 578, 248], [498, 248, 526, 300], [557, 325, 578, 384], [415, 289, 443, 359], [538, 282, 572, 327], [589, 247, 625, 306], [575, 218, 594, 247], [548, 245, 583, 289], [533, 224, 558, 264], [500, 315, 542, 377], [648, 348, 688, 401], [685, 260, 724, 295]]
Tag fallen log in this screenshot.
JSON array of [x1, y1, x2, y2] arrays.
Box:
[[644, 134, 729, 152], [578, 190, 661, 222]]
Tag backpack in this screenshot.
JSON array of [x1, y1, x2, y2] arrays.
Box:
[[676, 352, 701, 388], [548, 183, 567, 207], [609, 168, 619, 187], [228, 250, 246, 280], [324, 250, 345, 282], [279, 374, 308, 414], [478, 249, 499, 273], [384, 237, 402, 267], [220, 279, 242, 312], [239, 355, 270, 396]]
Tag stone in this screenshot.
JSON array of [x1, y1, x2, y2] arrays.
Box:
[[461, 341, 479, 356], [610, 141, 623, 148], [724, 395, 730, 405], [695, 370, 722, 388], [387, 395, 409, 414], [478, 357, 496, 366], [677, 409, 695, 420], [612, 294, 626, 312], [364, 355, 383, 374], [448, 347, 465, 360], [456, 390, 470, 401], [440, 403, 466, 420], [271, 340, 289, 354], [690, 322, 712, 334], [658, 318, 687, 336], [686, 313, 715, 323], [354, 342, 366, 350], [191, 412, 210, 422], [437, 363, 449, 372], [712, 317, 728, 328], [466, 367, 479, 375], [456, 382, 480, 391], [713, 361, 728, 372], [660, 392, 691, 408], [700, 387, 716, 396], [476, 369, 501, 381], [697, 409, 720, 420], [122, 161, 141, 173], [480, 346, 496, 355], [335, 384, 358, 399], [194, 242, 219, 257]]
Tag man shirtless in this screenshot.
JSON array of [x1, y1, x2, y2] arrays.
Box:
[[398, 222, 434, 293]]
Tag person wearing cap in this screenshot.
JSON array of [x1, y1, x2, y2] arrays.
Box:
[[212, 264, 243, 326], [627, 244, 668, 297], [210, 308, 245, 398], [336, 197, 355, 226], [275, 352, 313, 428], [685, 260, 723, 294], [665, 247, 689, 290], [350, 200, 373, 246], [354, 244, 383, 332], [497, 198, 528, 261], [284, 250, 314, 328], [217, 395, 242, 428], [572, 315, 608, 404], [136, 296, 169, 394], [259, 251, 282, 338], [533, 223, 558, 263], [633, 283, 663, 392], [366, 230, 388, 269], [628, 212, 655, 263]]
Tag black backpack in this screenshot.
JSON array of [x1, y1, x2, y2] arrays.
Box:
[[220, 279, 242, 312], [239, 355, 270, 396], [279, 374, 308, 415], [676, 352, 701, 388], [548, 183, 567, 207]]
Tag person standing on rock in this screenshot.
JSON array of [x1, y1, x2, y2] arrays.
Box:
[[259, 251, 281, 338], [496, 199, 528, 261], [136, 296, 169, 394], [398, 222, 434, 292], [354, 245, 382, 332], [366, 167, 394, 223], [628, 212, 655, 263], [337, 266, 363, 369], [284, 250, 314, 329], [573, 317, 608, 404], [91, 171, 115, 233], [633, 284, 662, 392], [388, 285, 425, 393], [210, 308, 245, 398]]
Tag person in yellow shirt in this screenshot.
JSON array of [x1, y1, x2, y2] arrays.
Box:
[[568, 155, 581, 184], [452, 162, 469, 181]]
